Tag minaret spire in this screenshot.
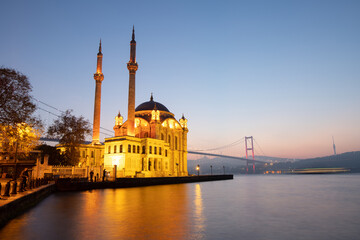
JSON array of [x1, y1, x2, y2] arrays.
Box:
[[127, 27, 138, 137], [92, 40, 104, 144], [130, 26, 136, 63], [132, 25, 135, 41]]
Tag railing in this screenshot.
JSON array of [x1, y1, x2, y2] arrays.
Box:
[[0, 177, 49, 198]]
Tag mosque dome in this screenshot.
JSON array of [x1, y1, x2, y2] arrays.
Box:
[[135, 94, 170, 112]]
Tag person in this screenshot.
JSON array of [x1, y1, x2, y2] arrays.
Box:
[[90, 170, 94, 182], [102, 169, 106, 182], [20, 168, 29, 191]]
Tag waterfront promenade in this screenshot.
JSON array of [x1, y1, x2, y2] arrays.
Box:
[[56, 175, 234, 191]]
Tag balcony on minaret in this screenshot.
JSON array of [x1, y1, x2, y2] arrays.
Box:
[[94, 73, 104, 82]]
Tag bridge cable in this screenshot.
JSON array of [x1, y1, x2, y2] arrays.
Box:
[[253, 138, 266, 156], [190, 137, 245, 152]]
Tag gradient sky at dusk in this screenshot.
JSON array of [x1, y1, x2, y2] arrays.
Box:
[[1, 0, 359, 159]]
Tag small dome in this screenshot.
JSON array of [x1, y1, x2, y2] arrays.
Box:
[[135, 94, 170, 112]]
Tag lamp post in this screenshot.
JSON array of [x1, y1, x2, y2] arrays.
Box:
[[223, 165, 225, 175], [210, 165, 213, 175], [196, 164, 200, 176]]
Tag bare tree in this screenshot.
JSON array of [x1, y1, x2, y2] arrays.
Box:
[[47, 110, 91, 166]]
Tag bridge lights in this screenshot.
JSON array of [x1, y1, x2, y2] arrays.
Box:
[[196, 164, 200, 176]]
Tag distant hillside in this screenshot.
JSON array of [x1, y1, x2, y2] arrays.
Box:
[[188, 151, 360, 174], [292, 151, 360, 170]]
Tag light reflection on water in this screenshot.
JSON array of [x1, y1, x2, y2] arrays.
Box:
[[1, 174, 360, 240], [192, 184, 205, 239]]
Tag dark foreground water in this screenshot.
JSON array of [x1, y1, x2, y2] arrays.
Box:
[[1, 174, 360, 240]]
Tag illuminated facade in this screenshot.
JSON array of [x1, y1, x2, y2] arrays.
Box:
[[103, 28, 188, 177], [58, 144, 104, 168]]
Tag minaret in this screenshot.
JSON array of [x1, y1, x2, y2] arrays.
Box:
[[92, 40, 104, 144], [127, 26, 138, 136], [332, 136, 336, 155]]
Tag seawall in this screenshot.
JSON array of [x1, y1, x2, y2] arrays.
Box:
[[0, 183, 56, 228], [56, 175, 234, 191]]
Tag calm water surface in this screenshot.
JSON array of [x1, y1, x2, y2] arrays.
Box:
[[1, 174, 360, 240]]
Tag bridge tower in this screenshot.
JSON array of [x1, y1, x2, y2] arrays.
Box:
[[245, 136, 255, 173]]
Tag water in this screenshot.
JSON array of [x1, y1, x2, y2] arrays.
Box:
[[1, 174, 360, 240]]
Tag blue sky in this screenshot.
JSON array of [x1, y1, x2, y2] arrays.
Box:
[[1, 0, 359, 158]]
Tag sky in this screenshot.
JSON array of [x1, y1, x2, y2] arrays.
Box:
[[1, 0, 359, 159]]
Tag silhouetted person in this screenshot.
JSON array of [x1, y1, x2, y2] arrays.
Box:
[[90, 170, 94, 182], [20, 168, 28, 191], [102, 169, 106, 182]]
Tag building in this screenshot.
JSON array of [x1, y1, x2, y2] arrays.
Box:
[[93, 28, 189, 177], [105, 94, 188, 177]]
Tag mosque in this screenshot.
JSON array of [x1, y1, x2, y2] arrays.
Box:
[[86, 28, 189, 177]]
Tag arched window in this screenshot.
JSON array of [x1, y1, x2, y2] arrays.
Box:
[[154, 147, 157, 155], [114, 145, 117, 153], [120, 145, 123, 153], [91, 151, 94, 158], [159, 147, 162, 155], [142, 146, 145, 154], [161, 133, 164, 140], [108, 146, 111, 154], [137, 146, 140, 153], [168, 136, 171, 147], [148, 160, 151, 171], [165, 149, 168, 157], [128, 144, 131, 153], [133, 145, 136, 153], [149, 146, 152, 154], [175, 137, 178, 150]]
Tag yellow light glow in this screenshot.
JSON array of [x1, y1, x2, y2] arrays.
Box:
[[111, 155, 125, 168]]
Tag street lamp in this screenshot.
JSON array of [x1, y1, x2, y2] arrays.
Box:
[[210, 165, 213, 175], [223, 165, 225, 175], [196, 164, 200, 176]]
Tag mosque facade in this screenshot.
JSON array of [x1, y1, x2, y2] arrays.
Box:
[[92, 28, 188, 177]]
